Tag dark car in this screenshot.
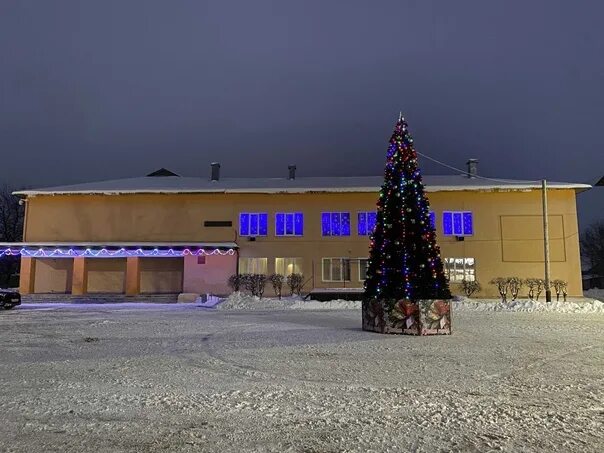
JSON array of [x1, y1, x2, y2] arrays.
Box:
[[0, 289, 21, 310]]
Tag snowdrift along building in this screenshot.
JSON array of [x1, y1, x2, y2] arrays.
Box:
[[5, 163, 590, 298]]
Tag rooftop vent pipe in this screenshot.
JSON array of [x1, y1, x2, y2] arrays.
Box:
[[466, 159, 478, 178], [288, 164, 297, 180], [211, 162, 221, 182]]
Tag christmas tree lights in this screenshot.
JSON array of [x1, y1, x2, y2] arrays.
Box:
[[363, 114, 451, 334]]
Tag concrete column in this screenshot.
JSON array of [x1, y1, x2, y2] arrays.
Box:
[[125, 257, 140, 296], [72, 257, 88, 295], [19, 257, 36, 295]]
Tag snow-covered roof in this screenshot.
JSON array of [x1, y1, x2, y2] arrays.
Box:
[[14, 175, 591, 196]]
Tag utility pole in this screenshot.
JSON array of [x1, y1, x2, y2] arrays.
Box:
[[542, 179, 552, 302]]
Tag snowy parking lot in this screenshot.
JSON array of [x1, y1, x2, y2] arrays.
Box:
[[1, 304, 603, 452]]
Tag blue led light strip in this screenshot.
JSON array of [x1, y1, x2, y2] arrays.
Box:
[[0, 248, 236, 258]]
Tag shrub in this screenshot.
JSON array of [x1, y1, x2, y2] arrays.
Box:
[[255, 274, 267, 298], [240, 273, 252, 293], [461, 279, 481, 297], [286, 273, 304, 296], [269, 273, 285, 299], [239, 273, 267, 298], [490, 277, 510, 302], [551, 279, 568, 302], [228, 274, 242, 292], [507, 277, 523, 301], [525, 278, 545, 301]]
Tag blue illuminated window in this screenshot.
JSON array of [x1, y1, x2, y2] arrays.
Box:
[[442, 211, 473, 236], [322, 212, 351, 236], [429, 211, 436, 229], [239, 212, 268, 236], [275, 212, 303, 236], [357, 212, 377, 236]]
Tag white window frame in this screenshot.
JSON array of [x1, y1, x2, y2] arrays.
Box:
[[239, 257, 268, 275], [357, 258, 369, 281], [275, 212, 303, 237], [443, 257, 476, 282], [239, 212, 268, 237], [442, 211, 473, 236], [321, 257, 351, 282], [275, 257, 303, 275]]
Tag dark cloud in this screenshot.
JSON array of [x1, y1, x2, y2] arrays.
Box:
[[1, 0, 602, 226]]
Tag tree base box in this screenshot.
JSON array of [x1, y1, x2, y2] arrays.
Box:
[[362, 299, 452, 335]]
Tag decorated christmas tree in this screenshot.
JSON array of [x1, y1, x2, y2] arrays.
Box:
[[362, 114, 451, 335]]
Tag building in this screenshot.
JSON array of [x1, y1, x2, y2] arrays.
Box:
[[2, 163, 590, 299]]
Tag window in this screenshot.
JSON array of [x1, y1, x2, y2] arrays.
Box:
[[357, 212, 377, 236], [239, 212, 268, 236], [275, 257, 303, 275], [443, 258, 475, 282], [442, 211, 473, 236], [275, 212, 304, 236], [358, 258, 369, 281], [322, 212, 351, 236], [429, 211, 436, 229], [239, 257, 268, 274], [322, 258, 351, 282]]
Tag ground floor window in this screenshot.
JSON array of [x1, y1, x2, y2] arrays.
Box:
[[239, 257, 268, 274], [358, 258, 369, 281], [322, 258, 351, 282], [275, 257, 303, 275], [443, 257, 475, 282]]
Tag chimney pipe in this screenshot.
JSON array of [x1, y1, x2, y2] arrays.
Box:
[[211, 162, 221, 182], [288, 164, 296, 180], [466, 159, 478, 178]]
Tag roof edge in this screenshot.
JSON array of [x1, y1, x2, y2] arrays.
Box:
[[13, 183, 592, 197]]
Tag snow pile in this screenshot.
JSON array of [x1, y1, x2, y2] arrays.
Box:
[[196, 294, 224, 308], [290, 299, 361, 310], [216, 292, 361, 311], [584, 288, 604, 302], [453, 297, 604, 314], [216, 292, 604, 314]]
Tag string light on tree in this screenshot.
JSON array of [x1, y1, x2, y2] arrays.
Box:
[[364, 113, 451, 302]]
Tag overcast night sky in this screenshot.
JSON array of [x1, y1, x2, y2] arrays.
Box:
[[0, 0, 602, 226]]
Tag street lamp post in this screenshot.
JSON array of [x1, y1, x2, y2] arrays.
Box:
[[542, 179, 552, 302]]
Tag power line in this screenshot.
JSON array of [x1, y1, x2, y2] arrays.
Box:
[[415, 150, 542, 185]]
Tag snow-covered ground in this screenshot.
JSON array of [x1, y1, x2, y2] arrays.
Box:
[[0, 305, 602, 452], [215, 292, 604, 314]]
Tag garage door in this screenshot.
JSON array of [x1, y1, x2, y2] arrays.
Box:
[[87, 258, 126, 293], [140, 258, 183, 294]]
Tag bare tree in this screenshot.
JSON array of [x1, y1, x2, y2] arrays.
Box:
[[525, 278, 545, 301], [286, 273, 304, 296], [228, 274, 242, 292], [490, 277, 509, 302], [508, 277, 523, 301], [551, 279, 568, 302], [241, 273, 267, 298], [269, 273, 284, 299], [0, 185, 24, 287], [581, 221, 604, 280], [460, 279, 481, 297]]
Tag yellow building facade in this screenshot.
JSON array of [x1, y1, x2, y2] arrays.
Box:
[[7, 171, 589, 298]]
